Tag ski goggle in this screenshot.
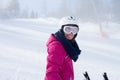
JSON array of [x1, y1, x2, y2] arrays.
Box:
[[63, 26, 79, 35]]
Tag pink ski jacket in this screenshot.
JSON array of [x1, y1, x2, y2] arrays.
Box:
[[44, 34, 74, 80]]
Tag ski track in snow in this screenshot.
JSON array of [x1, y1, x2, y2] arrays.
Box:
[[0, 19, 120, 80]]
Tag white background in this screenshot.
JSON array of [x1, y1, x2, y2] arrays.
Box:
[[0, 18, 120, 80]]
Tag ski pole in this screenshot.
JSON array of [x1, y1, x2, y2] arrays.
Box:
[[103, 72, 109, 80], [83, 71, 90, 80]]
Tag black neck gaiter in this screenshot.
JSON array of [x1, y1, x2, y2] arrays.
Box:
[[54, 31, 81, 62]]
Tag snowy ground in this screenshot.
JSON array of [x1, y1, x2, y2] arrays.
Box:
[[0, 18, 120, 80]]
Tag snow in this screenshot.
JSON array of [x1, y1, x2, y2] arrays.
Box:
[[0, 18, 120, 80]]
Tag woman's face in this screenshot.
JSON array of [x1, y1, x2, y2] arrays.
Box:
[[64, 32, 74, 40]]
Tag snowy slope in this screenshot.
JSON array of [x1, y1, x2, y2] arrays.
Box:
[[0, 18, 120, 80]]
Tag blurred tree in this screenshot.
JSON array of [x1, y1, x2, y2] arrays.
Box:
[[7, 0, 20, 18], [30, 10, 38, 18], [78, 0, 95, 21], [0, 0, 20, 19], [111, 0, 120, 23]]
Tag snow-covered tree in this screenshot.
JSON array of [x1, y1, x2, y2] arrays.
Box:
[[30, 11, 38, 18], [0, 0, 20, 19], [7, 0, 20, 18], [111, 0, 120, 23]]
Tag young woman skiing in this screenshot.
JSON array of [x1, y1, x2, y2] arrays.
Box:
[[44, 16, 81, 80]]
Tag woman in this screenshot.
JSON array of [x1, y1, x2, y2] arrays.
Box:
[[44, 16, 81, 80]]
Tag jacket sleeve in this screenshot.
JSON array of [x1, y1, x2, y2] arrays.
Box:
[[45, 41, 66, 80]]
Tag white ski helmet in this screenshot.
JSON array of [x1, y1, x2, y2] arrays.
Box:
[[59, 16, 79, 27]]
